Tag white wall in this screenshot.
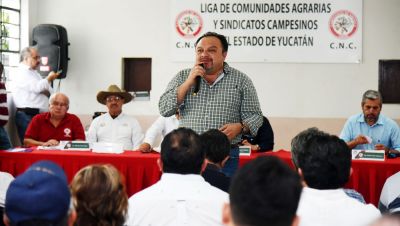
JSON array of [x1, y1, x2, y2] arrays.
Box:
[[27, 0, 400, 119]]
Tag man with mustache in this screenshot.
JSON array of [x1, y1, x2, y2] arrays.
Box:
[[340, 90, 400, 154], [159, 32, 263, 176], [87, 84, 143, 150]]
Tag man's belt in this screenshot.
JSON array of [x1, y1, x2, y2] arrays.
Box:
[[16, 107, 40, 116]]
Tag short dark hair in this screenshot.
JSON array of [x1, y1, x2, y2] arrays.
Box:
[[195, 32, 229, 52], [291, 127, 327, 168], [229, 156, 302, 226], [160, 128, 204, 174], [200, 129, 230, 164], [292, 129, 351, 189]]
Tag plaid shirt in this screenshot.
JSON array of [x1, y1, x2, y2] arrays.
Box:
[[159, 63, 263, 144]]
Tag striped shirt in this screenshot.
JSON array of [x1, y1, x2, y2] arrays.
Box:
[[159, 63, 263, 144], [0, 82, 8, 127]]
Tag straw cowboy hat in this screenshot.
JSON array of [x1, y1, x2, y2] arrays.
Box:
[[96, 84, 133, 105]]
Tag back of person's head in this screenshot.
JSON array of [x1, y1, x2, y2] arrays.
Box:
[[70, 164, 128, 226], [200, 129, 230, 164], [160, 127, 204, 174], [4, 160, 72, 226], [293, 129, 351, 189], [291, 127, 327, 168], [225, 156, 302, 226]]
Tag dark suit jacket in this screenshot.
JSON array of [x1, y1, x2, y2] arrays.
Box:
[[202, 164, 230, 192]]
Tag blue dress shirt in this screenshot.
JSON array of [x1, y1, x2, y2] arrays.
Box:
[[340, 113, 400, 150]]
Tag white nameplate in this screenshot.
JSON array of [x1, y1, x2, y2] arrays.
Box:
[[352, 150, 385, 161], [92, 142, 124, 154], [239, 146, 251, 156]]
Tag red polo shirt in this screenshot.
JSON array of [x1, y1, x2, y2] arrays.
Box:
[[25, 112, 85, 142]]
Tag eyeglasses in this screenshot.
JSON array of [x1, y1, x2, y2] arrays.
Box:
[[106, 96, 123, 103], [31, 55, 41, 60], [51, 101, 68, 107]]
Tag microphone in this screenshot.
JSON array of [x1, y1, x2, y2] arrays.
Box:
[[193, 63, 204, 96]]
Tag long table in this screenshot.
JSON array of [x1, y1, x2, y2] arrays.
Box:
[[1, 149, 400, 206], [240, 150, 400, 207], [0, 150, 162, 196]]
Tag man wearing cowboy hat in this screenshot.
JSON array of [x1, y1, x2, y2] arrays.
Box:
[[87, 84, 144, 150]]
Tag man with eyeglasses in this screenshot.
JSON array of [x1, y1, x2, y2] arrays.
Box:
[[12, 47, 61, 144], [87, 84, 144, 150], [340, 90, 400, 154], [24, 92, 85, 147]]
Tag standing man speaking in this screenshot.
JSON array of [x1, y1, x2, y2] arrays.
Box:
[[159, 32, 263, 176]]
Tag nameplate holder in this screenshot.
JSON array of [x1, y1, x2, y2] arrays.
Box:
[[61, 141, 91, 151], [352, 150, 385, 161], [239, 146, 251, 156]]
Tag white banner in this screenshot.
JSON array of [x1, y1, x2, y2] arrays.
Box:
[[170, 0, 362, 63]]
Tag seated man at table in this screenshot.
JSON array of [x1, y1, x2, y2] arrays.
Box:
[[4, 160, 76, 226], [340, 90, 400, 154], [126, 128, 228, 226], [138, 111, 179, 153], [24, 92, 85, 147], [200, 129, 231, 192], [222, 156, 302, 226], [87, 84, 143, 150], [241, 115, 274, 152], [291, 128, 380, 226]]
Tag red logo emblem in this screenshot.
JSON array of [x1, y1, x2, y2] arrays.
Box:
[[329, 10, 358, 39], [175, 10, 203, 38]]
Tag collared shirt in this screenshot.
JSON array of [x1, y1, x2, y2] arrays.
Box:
[[379, 171, 400, 213], [0, 172, 14, 207], [11, 63, 53, 111], [87, 112, 143, 150], [143, 115, 179, 147], [24, 112, 85, 142], [340, 113, 400, 150], [297, 187, 380, 226], [126, 173, 228, 226], [159, 63, 263, 144]]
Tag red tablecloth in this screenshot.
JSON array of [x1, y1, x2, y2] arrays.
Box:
[[2, 149, 400, 206], [239, 149, 400, 207], [0, 149, 161, 197]]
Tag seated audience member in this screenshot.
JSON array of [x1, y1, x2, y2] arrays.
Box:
[[138, 111, 179, 152], [24, 92, 85, 147], [223, 156, 302, 226], [200, 129, 231, 192], [0, 62, 12, 150], [4, 160, 76, 226], [369, 214, 400, 226], [70, 164, 128, 226], [87, 84, 143, 150], [340, 90, 400, 154], [241, 116, 274, 151], [0, 172, 14, 226], [126, 128, 228, 226], [291, 128, 381, 226], [292, 127, 366, 203], [379, 171, 400, 214]]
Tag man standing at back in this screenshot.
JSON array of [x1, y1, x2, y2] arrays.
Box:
[[292, 128, 381, 226], [126, 128, 228, 226], [159, 32, 263, 176], [340, 90, 400, 154], [12, 47, 60, 144]]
